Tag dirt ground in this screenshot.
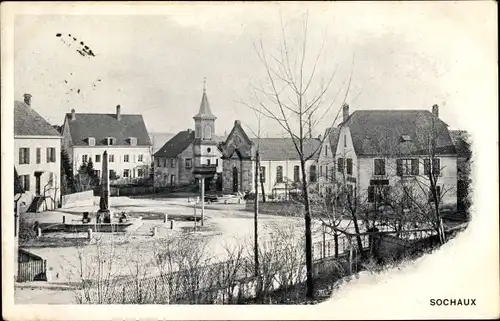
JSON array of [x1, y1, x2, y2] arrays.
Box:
[[16, 196, 346, 303]]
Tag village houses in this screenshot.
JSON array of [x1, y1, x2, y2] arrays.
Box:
[[14, 94, 62, 212], [61, 104, 152, 184], [318, 103, 458, 209]]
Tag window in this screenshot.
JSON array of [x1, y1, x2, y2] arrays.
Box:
[[324, 146, 328, 156], [82, 154, 88, 163], [109, 170, 117, 179], [123, 169, 130, 178], [185, 158, 192, 169], [397, 159, 419, 176], [346, 158, 353, 175], [310, 165, 317, 183], [138, 154, 143, 162], [260, 166, 266, 183], [46, 147, 56, 163], [424, 158, 441, 176], [36, 148, 41, 164], [374, 159, 385, 176], [107, 137, 115, 146], [88, 137, 95, 146], [20, 175, 30, 191], [94, 170, 101, 178], [19, 148, 30, 164], [344, 134, 347, 147], [195, 125, 201, 138], [216, 158, 219, 166], [138, 168, 144, 177], [164, 158, 168, 167], [95, 154, 101, 163], [156, 158, 161, 167], [124, 155, 130, 163], [109, 154, 115, 163], [319, 165, 323, 177], [129, 137, 137, 146], [276, 166, 283, 183], [294, 166, 300, 182], [207, 148, 212, 153], [207, 159, 211, 166], [204, 125, 212, 140], [325, 165, 329, 180], [337, 158, 344, 173], [170, 158, 177, 168]]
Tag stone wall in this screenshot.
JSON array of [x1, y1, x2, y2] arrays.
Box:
[[222, 158, 253, 194]]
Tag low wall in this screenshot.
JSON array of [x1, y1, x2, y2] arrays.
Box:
[[61, 191, 95, 209], [244, 201, 304, 216]]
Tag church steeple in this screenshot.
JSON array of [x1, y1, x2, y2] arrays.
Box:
[[194, 77, 216, 120]]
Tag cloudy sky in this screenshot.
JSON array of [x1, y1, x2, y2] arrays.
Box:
[[13, 2, 496, 137]]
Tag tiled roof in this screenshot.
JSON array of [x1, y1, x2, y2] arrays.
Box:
[[66, 113, 151, 146], [250, 138, 322, 161], [342, 110, 456, 156], [14, 101, 61, 137], [154, 130, 195, 157]]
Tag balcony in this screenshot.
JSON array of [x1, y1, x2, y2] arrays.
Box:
[[193, 164, 217, 176]]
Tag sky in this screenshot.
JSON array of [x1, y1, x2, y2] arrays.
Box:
[[13, 2, 496, 137]]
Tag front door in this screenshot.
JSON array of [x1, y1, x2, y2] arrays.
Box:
[[35, 174, 41, 196], [232, 167, 238, 193]]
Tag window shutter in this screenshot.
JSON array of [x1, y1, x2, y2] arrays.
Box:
[[26, 148, 30, 164], [433, 158, 441, 175], [19, 149, 23, 164], [368, 186, 375, 203], [411, 159, 419, 175], [396, 159, 403, 176]]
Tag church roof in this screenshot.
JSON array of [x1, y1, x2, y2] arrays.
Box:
[[193, 89, 216, 120]]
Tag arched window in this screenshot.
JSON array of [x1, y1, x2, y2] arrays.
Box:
[[276, 166, 283, 183], [204, 125, 212, 140], [195, 125, 201, 138], [309, 165, 317, 183]]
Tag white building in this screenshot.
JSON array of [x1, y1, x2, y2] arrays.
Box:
[[327, 103, 458, 209], [61, 105, 152, 184], [14, 94, 62, 211]]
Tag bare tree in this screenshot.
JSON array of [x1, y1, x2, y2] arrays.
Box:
[[243, 13, 353, 298]]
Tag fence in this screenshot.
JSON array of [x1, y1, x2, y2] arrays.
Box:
[[17, 249, 47, 282], [61, 190, 95, 208]]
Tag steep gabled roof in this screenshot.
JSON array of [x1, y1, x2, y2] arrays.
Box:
[[65, 113, 151, 146], [154, 130, 195, 158], [325, 127, 340, 154], [342, 110, 456, 156], [14, 101, 61, 137], [250, 138, 322, 161], [193, 90, 216, 120]]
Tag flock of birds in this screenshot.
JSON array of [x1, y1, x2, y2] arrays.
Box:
[[55, 33, 105, 98]]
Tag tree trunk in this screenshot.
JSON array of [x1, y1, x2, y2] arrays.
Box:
[[299, 158, 314, 298], [254, 152, 260, 276]]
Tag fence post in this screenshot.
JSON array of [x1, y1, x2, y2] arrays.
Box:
[[87, 228, 93, 240], [170, 220, 174, 229], [36, 228, 42, 238], [164, 214, 168, 223], [62, 215, 66, 224]]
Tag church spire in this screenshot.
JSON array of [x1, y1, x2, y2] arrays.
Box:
[[194, 77, 216, 120]]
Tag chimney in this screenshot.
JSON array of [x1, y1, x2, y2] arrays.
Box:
[[70, 108, 76, 121], [23, 93, 32, 106], [234, 120, 241, 126], [342, 103, 349, 122], [187, 128, 192, 134], [432, 104, 439, 118], [116, 105, 121, 121], [318, 134, 323, 141]]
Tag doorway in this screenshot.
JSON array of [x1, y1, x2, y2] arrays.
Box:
[[232, 167, 239, 193]]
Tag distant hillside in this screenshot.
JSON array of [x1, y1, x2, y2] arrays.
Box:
[[149, 132, 177, 153]]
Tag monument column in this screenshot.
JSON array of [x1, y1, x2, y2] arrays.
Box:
[[98, 151, 111, 222]]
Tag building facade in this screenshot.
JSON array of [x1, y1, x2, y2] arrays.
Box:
[[220, 120, 322, 197], [328, 103, 458, 209], [14, 94, 62, 211], [61, 105, 152, 184], [154, 87, 224, 187]]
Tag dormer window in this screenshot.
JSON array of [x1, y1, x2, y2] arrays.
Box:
[[106, 137, 115, 146], [129, 137, 137, 146], [88, 137, 95, 146]]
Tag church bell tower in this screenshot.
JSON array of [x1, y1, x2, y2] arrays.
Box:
[[193, 78, 218, 168]]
